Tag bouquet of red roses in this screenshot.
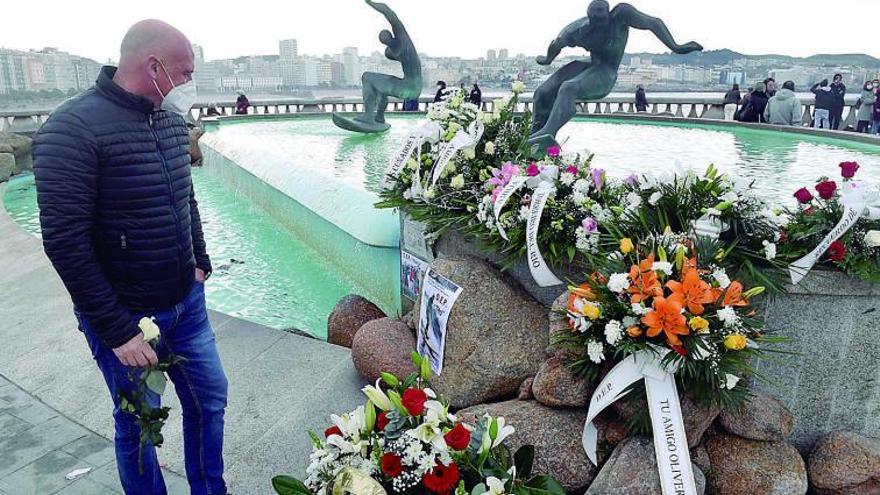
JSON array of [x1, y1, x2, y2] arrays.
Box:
[[272, 353, 565, 495]]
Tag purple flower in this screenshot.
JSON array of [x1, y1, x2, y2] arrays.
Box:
[[565, 165, 579, 175], [526, 163, 542, 177], [625, 174, 639, 186], [547, 145, 561, 158], [488, 162, 521, 202], [592, 168, 606, 191], [581, 217, 599, 234]]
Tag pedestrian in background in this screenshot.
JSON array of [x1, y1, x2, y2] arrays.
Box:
[[470, 83, 482, 106], [764, 77, 777, 98], [723, 83, 741, 120], [856, 81, 877, 133], [739, 82, 768, 123], [764, 81, 802, 126], [635, 84, 648, 112], [829, 73, 847, 129], [811, 79, 834, 129]]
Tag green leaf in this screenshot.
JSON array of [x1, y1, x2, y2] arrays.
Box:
[[524, 476, 567, 495], [513, 445, 535, 479], [271, 475, 312, 495], [145, 370, 167, 395], [420, 354, 432, 381]]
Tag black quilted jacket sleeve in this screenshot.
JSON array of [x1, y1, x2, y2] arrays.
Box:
[[190, 186, 212, 275], [33, 112, 140, 348]]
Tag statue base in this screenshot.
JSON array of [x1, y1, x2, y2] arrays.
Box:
[[332, 113, 391, 134]]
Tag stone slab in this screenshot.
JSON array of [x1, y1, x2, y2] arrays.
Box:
[[755, 271, 880, 453], [0, 450, 94, 495]]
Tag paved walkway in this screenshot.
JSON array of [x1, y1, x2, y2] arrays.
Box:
[[0, 183, 367, 494]]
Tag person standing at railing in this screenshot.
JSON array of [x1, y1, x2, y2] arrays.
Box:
[[811, 79, 834, 129], [764, 77, 777, 98], [738, 82, 768, 123], [856, 81, 877, 133], [433, 80, 448, 103], [829, 74, 847, 130], [235, 90, 250, 115], [764, 81, 802, 126], [723, 83, 741, 120], [470, 83, 482, 106], [635, 84, 648, 112]]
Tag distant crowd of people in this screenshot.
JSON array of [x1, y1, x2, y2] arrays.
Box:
[[720, 74, 880, 133], [635, 74, 880, 135], [433, 80, 483, 106]]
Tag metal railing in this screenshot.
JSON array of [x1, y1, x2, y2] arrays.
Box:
[[1, 94, 872, 136]]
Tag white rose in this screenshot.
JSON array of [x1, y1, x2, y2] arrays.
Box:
[[763, 240, 777, 260], [463, 147, 476, 160], [648, 191, 663, 206], [865, 230, 880, 248], [724, 374, 741, 390], [652, 262, 674, 276], [139, 317, 161, 343], [512, 81, 526, 93], [484, 141, 496, 155]]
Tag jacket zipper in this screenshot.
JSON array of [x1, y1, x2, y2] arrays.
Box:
[[149, 113, 184, 298]]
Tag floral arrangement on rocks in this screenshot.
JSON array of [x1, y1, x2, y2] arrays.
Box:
[[556, 236, 783, 412], [781, 161, 880, 282], [612, 165, 787, 291], [272, 353, 565, 495], [378, 83, 788, 291]]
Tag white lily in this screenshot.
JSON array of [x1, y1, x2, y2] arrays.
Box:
[[491, 416, 515, 448], [361, 381, 393, 412], [407, 406, 443, 444], [485, 476, 510, 495]]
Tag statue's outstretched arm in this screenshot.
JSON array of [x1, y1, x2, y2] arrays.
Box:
[[365, 0, 405, 36], [612, 3, 702, 54], [536, 38, 564, 65]]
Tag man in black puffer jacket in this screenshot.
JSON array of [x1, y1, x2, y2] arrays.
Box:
[[33, 20, 227, 495]]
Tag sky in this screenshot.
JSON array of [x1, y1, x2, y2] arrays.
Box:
[[2, 0, 878, 63]]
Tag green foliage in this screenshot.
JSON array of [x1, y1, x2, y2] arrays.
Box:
[[272, 476, 312, 495]]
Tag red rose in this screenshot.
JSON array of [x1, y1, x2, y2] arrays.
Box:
[[401, 388, 428, 416], [827, 240, 846, 263], [839, 161, 860, 179], [380, 453, 403, 478], [443, 423, 471, 451], [815, 180, 837, 200], [324, 426, 342, 438], [793, 187, 814, 204], [422, 462, 460, 494], [778, 230, 789, 244], [377, 412, 390, 431]]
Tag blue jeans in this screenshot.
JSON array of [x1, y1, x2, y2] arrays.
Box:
[[873, 120, 880, 135], [76, 282, 228, 495]]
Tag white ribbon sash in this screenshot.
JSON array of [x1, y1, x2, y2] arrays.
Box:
[[524, 166, 564, 287], [582, 350, 698, 495], [381, 121, 442, 191], [789, 183, 880, 285], [492, 176, 529, 241], [429, 120, 485, 188]]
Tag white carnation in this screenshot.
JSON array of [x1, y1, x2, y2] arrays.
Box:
[[571, 191, 588, 206], [485, 141, 496, 155], [626, 192, 643, 210], [560, 172, 576, 186], [622, 316, 638, 328], [648, 191, 663, 206], [763, 240, 777, 260], [716, 306, 739, 327], [587, 341, 605, 364], [607, 273, 631, 293], [604, 320, 624, 346], [573, 179, 591, 193], [631, 303, 650, 316]]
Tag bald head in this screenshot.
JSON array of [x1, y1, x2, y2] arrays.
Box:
[[115, 19, 194, 109]]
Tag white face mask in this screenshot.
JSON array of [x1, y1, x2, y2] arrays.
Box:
[[153, 60, 197, 115]]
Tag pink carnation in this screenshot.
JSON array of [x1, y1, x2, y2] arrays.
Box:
[[525, 163, 542, 177]]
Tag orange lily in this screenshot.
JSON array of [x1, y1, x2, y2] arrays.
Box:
[[667, 269, 716, 316], [628, 254, 663, 304], [642, 297, 690, 347], [722, 281, 750, 307]]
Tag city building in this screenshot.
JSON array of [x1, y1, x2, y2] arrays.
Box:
[[498, 49, 509, 61], [342, 47, 361, 86], [280, 39, 298, 61], [486, 50, 497, 62]]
